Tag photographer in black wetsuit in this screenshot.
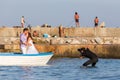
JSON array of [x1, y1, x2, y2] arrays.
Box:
[[78, 47, 98, 67]]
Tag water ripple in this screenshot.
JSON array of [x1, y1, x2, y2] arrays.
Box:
[[0, 58, 120, 80]]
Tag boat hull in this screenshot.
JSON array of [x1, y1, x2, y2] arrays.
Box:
[[0, 52, 53, 66]]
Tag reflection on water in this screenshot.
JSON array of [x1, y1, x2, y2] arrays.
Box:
[[0, 58, 120, 80]]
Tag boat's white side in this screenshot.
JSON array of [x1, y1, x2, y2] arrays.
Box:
[[0, 52, 53, 66]]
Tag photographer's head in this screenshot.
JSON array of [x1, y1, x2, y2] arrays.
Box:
[[78, 47, 86, 53]]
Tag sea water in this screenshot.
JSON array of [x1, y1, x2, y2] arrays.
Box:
[[0, 58, 120, 80]]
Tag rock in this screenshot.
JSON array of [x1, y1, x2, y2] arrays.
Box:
[[99, 22, 105, 28], [65, 39, 72, 44], [12, 39, 20, 44], [113, 37, 120, 44], [70, 39, 80, 44], [59, 39, 65, 44], [104, 41, 112, 44], [4, 38, 11, 44], [50, 38, 61, 44], [45, 38, 51, 43], [81, 39, 88, 44], [10, 37, 17, 42], [90, 39, 96, 44], [94, 37, 103, 44]]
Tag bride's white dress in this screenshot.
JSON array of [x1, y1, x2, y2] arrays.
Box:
[[26, 40, 39, 54]]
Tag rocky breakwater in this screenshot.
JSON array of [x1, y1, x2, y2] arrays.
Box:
[[35, 37, 120, 58], [0, 37, 120, 58], [0, 27, 120, 58]]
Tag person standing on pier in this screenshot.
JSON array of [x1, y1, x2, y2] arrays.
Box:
[[21, 16, 25, 28], [74, 12, 80, 27], [94, 17, 99, 27]]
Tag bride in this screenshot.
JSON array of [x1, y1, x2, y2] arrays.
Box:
[[26, 32, 39, 54]]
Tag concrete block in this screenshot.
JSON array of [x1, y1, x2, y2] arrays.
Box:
[[13, 45, 20, 49], [4, 45, 11, 49]]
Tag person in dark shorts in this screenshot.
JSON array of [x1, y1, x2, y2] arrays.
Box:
[[94, 17, 99, 27], [78, 47, 98, 67], [74, 12, 80, 27]]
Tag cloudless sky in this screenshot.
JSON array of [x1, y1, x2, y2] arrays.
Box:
[[0, 0, 120, 27]]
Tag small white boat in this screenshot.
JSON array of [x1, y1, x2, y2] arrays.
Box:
[[0, 52, 53, 66]]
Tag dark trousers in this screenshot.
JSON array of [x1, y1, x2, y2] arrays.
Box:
[[83, 58, 98, 67]]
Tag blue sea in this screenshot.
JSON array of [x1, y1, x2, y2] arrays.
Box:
[[0, 58, 120, 80]]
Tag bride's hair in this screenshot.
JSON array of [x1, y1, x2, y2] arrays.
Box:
[[27, 32, 33, 41]]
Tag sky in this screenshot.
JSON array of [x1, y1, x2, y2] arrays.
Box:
[[0, 0, 120, 27]]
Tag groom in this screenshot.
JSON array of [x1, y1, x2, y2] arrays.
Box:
[[20, 28, 31, 54]]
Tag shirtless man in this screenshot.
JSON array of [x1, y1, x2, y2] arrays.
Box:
[[74, 12, 80, 27], [94, 17, 99, 27]]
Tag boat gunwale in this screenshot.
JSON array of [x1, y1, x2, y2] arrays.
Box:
[[0, 52, 53, 56]]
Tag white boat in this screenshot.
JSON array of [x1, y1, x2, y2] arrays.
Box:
[[0, 52, 53, 66]]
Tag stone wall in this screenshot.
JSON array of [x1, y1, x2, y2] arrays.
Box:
[[63, 27, 120, 37], [0, 27, 120, 58], [0, 27, 120, 37], [0, 27, 59, 37], [0, 44, 120, 58]]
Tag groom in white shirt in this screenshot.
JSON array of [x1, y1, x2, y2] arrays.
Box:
[[20, 28, 31, 54]]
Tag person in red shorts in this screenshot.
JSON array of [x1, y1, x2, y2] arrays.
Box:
[[74, 12, 80, 27]]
